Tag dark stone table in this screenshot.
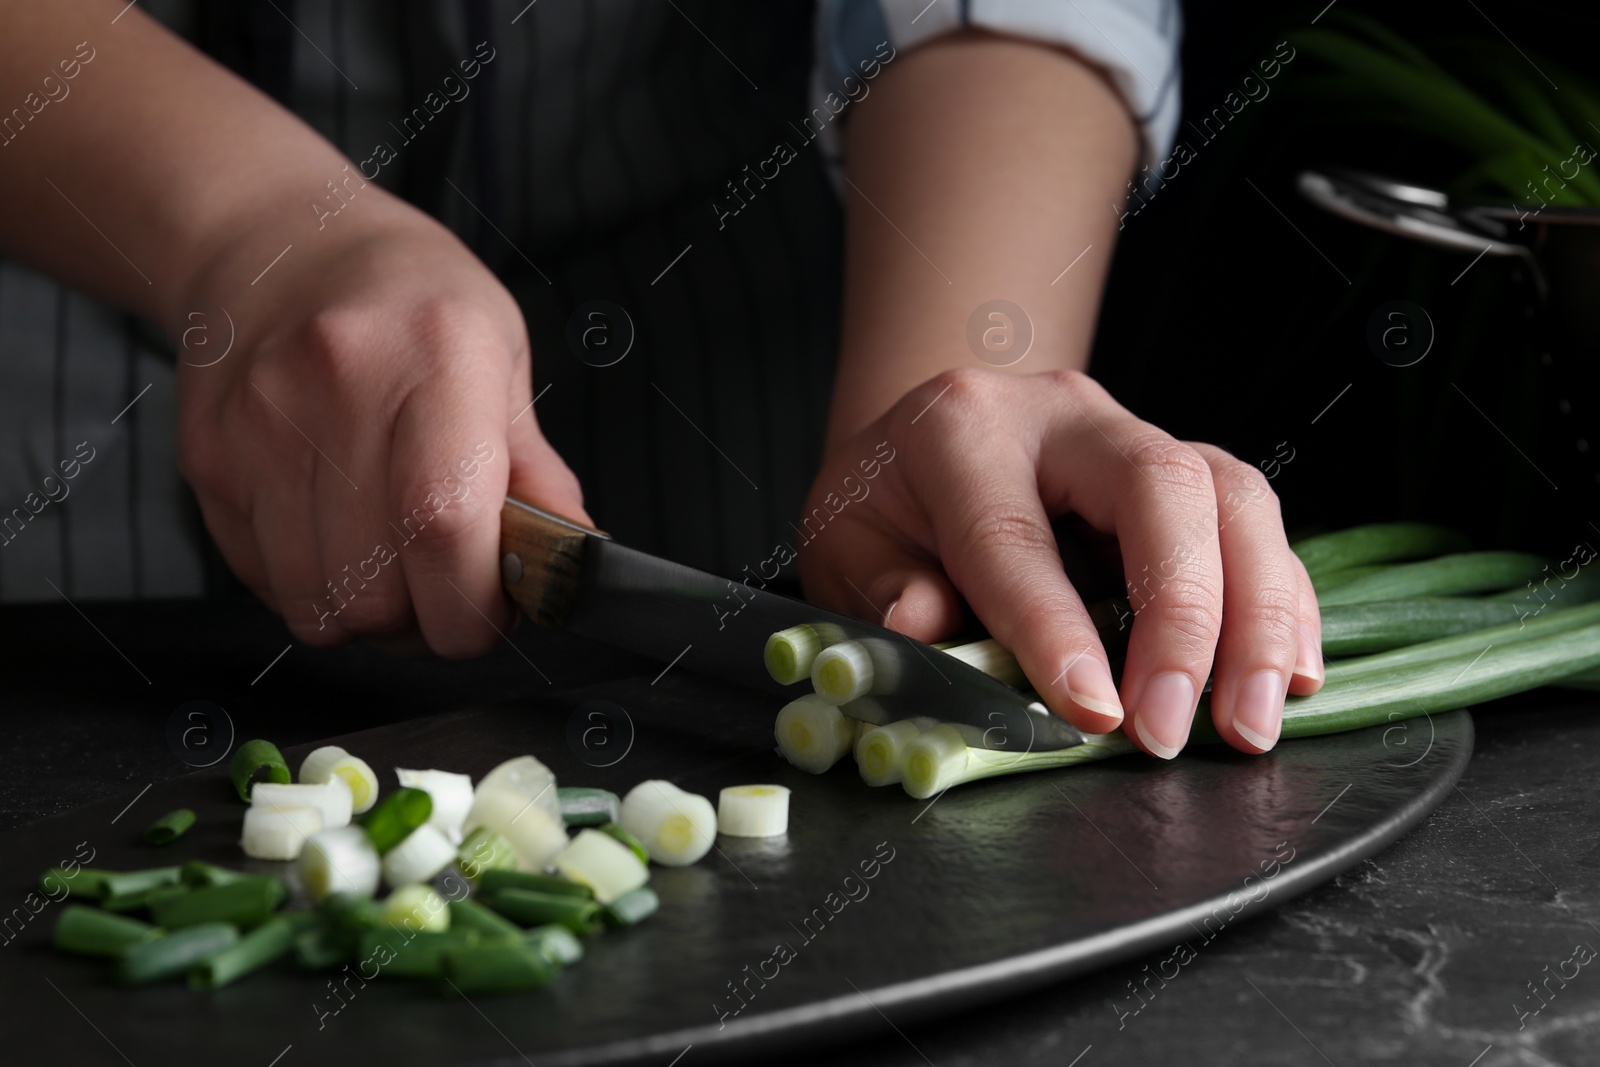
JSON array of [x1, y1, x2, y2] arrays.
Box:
[[3, 601, 1596, 1066]]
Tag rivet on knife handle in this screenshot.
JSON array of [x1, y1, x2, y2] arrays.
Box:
[[499, 499, 608, 628]]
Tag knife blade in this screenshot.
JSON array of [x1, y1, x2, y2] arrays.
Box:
[[499, 498, 1086, 752]]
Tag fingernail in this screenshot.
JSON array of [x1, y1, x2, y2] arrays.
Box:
[[1131, 672, 1196, 760], [1232, 669, 1284, 752], [1293, 622, 1324, 685], [1063, 658, 1123, 728], [881, 598, 900, 630]]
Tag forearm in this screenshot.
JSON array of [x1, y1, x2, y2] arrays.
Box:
[[827, 30, 1139, 452], [0, 0, 386, 325]]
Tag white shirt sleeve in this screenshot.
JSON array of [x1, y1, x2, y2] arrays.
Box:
[[811, 0, 1182, 177]]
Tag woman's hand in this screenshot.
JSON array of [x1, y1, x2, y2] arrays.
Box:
[[798, 367, 1324, 758], [176, 197, 587, 655]]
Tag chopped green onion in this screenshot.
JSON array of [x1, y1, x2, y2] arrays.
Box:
[[596, 822, 650, 866], [360, 783, 435, 851], [525, 924, 584, 966], [463, 776, 569, 873], [456, 827, 518, 883], [299, 825, 381, 902], [854, 718, 938, 788], [487, 889, 602, 935], [230, 739, 291, 803], [294, 926, 352, 970], [103, 883, 188, 915], [1290, 522, 1471, 578], [601, 887, 660, 928], [381, 825, 458, 887], [557, 786, 621, 827], [53, 905, 163, 956], [553, 828, 649, 904], [775, 695, 856, 773], [361, 928, 479, 979], [395, 768, 475, 837], [811, 640, 875, 704], [142, 808, 195, 846], [240, 804, 324, 860], [180, 862, 253, 889], [765, 624, 824, 685], [99, 867, 183, 910], [298, 745, 380, 815], [39, 867, 117, 900], [188, 912, 319, 989], [322, 891, 384, 932], [716, 785, 791, 836], [149, 875, 286, 930], [478, 869, 594, 900], [439, 941, 556, 995], [619, 780, 717, 867], [1317, 551, 1549, 606], [116, 922, 239, 985], [251, 778, 353, 831], [468, 755, 562, 826], [380, 885, 450, 934], [447, 898, 525, 942]]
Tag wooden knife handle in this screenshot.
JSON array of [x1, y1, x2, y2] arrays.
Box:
[[499, 499, 608, 628]]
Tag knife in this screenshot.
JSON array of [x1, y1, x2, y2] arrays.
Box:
[[499, 498, 1086, 753]]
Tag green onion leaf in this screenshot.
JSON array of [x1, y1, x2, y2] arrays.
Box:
[[116, 922, 239, 985], [149, 876, 286, 930], [188, 913, 319, 989], [478, 869, 595, 901], [486, 889, 602, 935], [53, 905, 163, 957], [439, 941, 556, 995], [142, 808, 196, 846], [601, 887, 660, 928], [359, 787, 433, 853]]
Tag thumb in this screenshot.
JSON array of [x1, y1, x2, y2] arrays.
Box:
[[799, 514, 964, 641]]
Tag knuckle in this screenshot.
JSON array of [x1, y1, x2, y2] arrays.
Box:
[[955, 503, 1055, 559], [1126, 433, 1216, 492], [394, 472, 496, 553], [1222, 461, 1280, 513], [910, 367, 996, 425], [1043, 367, 1097, 399], [1234, 582, 1300, 641], [1148, 581, 1225, 650]]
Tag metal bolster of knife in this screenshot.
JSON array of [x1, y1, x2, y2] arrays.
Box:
[[499, 498, 610, 628]]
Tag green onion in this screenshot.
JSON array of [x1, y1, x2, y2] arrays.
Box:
[[557, 787, 621, 827], [188, 912, 319, 989], [902, 726, 1139, 799], [479, 869, 595, 901], [854, 718, 938, 788], [395, 769, 475, 838], [596, 822, 650, 866], [103, 883, 188, 915], [38, 867, 117, 900], [618, 780, 717, 867], [100, 867, 183, 911], [380, 885, 450, 934], [381, 825, 458, 887], [456, 827, 518, 883], [447, 898, 526, 942], [525, 924, 584, 966], [601, 887, 660, 928], [298, 745, 380, 815], [1318, 552, 1549, 606], [240, 804, 325, 860], [359, 786, 433, 853], [939, 639, 1027, 688], [230, 739, 291, 802], [299, 825, 381, 901], [53, 905, 163, 957], [487, 889, 602, 935], [360, 928, 479, 979], [251, 780, 352, 831], [142, 808, 196, 846], [294, 926, 352, 970], [439, 941, 556, 995], [811, 641, 875, 704], [180, 862, 253, 889], [1319, 597, 1527, 655], [149, 876, 286, 930], [716, 784, 792, 836], [553, 828, 649, 904], [1328, 600, 1600, 682], [1290, 522, 1471, 578], [116, 922, 239, 985], [1310, 564, 1389, 594], [775, 695, 857, 773], [765, 624, 824, 685]]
